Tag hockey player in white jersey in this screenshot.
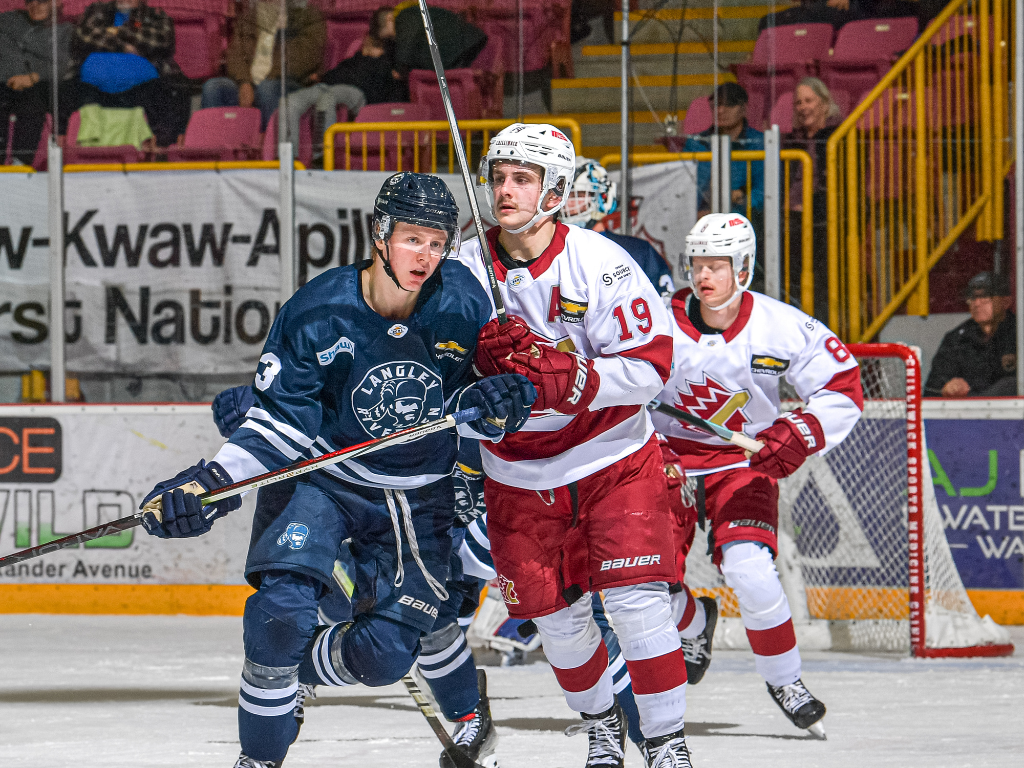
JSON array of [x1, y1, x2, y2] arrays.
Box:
[[461, 123, 694, 768], [653, 212, 864, 738]]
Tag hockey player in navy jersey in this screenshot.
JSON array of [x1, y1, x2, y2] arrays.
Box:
[[561, 157, 676, 299], [139, 172, 535, 768]]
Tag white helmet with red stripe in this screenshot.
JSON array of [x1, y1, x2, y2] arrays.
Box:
[[478, 123, 576, 234], [683, 212, 757, 310]]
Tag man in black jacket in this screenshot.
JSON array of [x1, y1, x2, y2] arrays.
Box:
[[925, 272, 1018, 397]]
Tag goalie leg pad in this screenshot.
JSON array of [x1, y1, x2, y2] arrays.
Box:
[[419, 621, 480, 720], [603, 582, 687, 739], [533, 597, 615, 715], [720, 542, 801, 686]]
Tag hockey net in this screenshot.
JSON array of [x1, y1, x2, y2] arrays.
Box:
[[684, 343, 1013, 657]]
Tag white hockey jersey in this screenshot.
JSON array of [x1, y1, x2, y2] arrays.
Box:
[[653, 289, 863, 475], [459, 223, 674, 490]]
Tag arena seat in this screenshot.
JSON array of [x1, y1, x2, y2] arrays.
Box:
[[819, 17, 919, 104], [682, 96, 713, 136], [732, 23, 834, 101], [408, 69, 483, 121], [165, 107, 261, 161], [324, 15, 370, 70], [168, 12, 225, 81], [344, 102, 432, 171], [263, 105, 349, 168], [63, 109, 149, 164]]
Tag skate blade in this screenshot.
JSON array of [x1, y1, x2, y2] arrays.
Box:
[[805, 720, 827, 740]]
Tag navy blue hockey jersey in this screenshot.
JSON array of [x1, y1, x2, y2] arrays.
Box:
[[213, 260, 493, 490], [601, 230, 676, 298]]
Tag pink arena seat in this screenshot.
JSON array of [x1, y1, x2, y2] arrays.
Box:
[[682, 96, 713, 136], [732, 23, 834, 102], [820, 17, 919, 103], [344, 102, 432, 171], [408, 69, 483, 121], [165, 107, 261, 161], [63, 109, 149, 164]]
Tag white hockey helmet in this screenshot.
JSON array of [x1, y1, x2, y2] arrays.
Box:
[[683, 212, 757, 310], [562, 156, 618, 228], [478, 123, 576, 234]]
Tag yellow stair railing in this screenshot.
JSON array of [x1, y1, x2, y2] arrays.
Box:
[[827, 0, 1016, 342], [323, 119, 583, 172]]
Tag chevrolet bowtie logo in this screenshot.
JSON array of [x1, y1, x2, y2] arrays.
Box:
[[435, 341, 468, 354]]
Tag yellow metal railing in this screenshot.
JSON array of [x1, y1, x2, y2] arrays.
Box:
[[323, 119, 583, 172], [599, 151, 815, 314], [827, 0, 1016, 342]]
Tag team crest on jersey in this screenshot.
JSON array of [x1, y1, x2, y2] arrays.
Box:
[[675, 374, 752, 433], [453, 462, 485, 524], [278, 522, 310, 550], [750, 355, 790, 375], [387, 324, 408, 338], [497, 574, 519, 605], [352, 361, 443, 438]]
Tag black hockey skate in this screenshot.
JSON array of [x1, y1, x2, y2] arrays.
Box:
[[563, 703, 627, 767], [440, 670, 499, 768], [232, 752, 282, 768], [766, 679, 827, 739], [641, 728, 693, 768], [680, 596, 718, 685], [294, 683, 315, 734]]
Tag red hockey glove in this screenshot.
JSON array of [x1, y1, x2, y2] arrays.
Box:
[[474, 316, 543, 376], [748, 409, 825, 479], [505, 344, 600, 415]]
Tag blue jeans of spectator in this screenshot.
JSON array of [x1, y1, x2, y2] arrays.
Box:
[[201, 77, 301, 130]]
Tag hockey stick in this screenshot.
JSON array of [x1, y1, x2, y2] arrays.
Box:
[[648, 399, 764, 454], [415, 0, 507, 326], [402, 673, 486, 768], [0, 406, 483, 568]]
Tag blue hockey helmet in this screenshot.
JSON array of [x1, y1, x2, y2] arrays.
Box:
[[372, 172, 461, 260]]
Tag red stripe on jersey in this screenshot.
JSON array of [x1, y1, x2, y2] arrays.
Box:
[[487, 405, 642, 462], [669, 289, 753, 342], [625, 648, 688, 694], [550, 642, 609, 693], [619, 334, 674, 383], [822, 366, 864, 411], [486, 223, 569, 282], [721, 291, 754, 342], [665, 435, 748, 471], [747, 620, 798, 657]]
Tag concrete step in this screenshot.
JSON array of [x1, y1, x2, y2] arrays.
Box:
[[576, 49, 751, 79], [551, 73, 735, 114], [540, 110, 685, 154], [613, 6, 768, 45]]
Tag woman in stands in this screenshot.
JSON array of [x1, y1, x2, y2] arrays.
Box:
[[782, 77, 843, 321]]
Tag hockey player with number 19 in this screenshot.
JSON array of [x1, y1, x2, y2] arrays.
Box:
[[653, 212, 864, 739]]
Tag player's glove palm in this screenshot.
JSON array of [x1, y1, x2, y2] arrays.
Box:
[[211, 385, 256, 439], [748, 410, 825, 479], [474, 316, 544, 376], [505, 345, 600, 415], [140, 460, 240, 538], [459, 374, 537, 438]]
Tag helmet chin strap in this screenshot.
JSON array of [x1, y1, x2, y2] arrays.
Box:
[[503, 195, 564, 235], [379, 241, 413, 292], [697, 276, 744, 311]]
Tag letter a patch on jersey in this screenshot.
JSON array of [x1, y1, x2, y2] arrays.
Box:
[[674, 374, 751, 433]]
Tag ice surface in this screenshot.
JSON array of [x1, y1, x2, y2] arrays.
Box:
[[1, 615, 1021, 767]]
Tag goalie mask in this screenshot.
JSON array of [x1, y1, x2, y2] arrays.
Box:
[[562, 157, 618, 228], [371, 172, 461, 291], [683, 213, 756, 311], [478, 123, 576, 234]]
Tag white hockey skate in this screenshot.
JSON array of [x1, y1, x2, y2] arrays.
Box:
[[641, 728, 693, 768], [232, 752, 282, 768], [766, 679, 827, 739], [440, 670, 499, 768], [563, 703, 627, 767], [294, 683, 315, 733]]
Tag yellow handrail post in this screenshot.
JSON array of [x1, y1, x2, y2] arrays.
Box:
[[909, 51, 930, 316], [979, 0, 993, 240], [992, 0, 1006, 239], [827, 133, 841, 335], [845, 131, 861, 340], [799, 154, 814, 317]]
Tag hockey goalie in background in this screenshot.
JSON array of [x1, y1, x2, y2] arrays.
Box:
[[653, 212, 865, 739]]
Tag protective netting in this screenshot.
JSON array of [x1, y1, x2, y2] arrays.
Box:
[[684, 344, 1012, 656]]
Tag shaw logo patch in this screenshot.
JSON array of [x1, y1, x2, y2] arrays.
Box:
[[387, 324, 408, 338], [750, 355, 790, 375], [675, 374, 751, 433], [600, 554, 661, 571], [352, 361, 443, 438], [278, 522, 310, 550], [317, 336, 355, 366], [434, 340, 468, 361], [559, 294, 588, 324], [497, 574, 519, 605], [398, 594, 439, 619]]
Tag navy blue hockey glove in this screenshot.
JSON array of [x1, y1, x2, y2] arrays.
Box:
[[211, 385, 256, 438], [458, 374, 537, 438], [139, 460, 240, 539]]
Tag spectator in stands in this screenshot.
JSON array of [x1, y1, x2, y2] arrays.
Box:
[[683, 82, 766, 289], [759, 0, 864, 32], [925, 272, 1018, 397], [64, 0, 190, 147], [0, 0, 71, 164], [392, 1, 487, 76], [203, 0, 326, 131], [782, 76, 842, 319]]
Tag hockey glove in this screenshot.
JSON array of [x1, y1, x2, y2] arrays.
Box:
[[211, 385, 256, 439], [139, 460, 240, 538], [458, 374, 537, 438], [505, 345, 600, 415], [474, 316, 544, 377], [748, 410, 825, 480]]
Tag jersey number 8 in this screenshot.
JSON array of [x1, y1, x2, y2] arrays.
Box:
[[825, 337, 851, 363]]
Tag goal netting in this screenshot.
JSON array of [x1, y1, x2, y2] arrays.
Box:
[[684, 343, 1014, 657]]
